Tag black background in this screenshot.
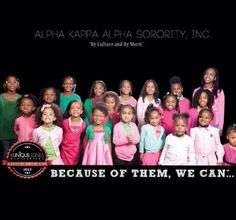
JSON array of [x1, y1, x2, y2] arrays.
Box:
[[1, 4, 236, 192]]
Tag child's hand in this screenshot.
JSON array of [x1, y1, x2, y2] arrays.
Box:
[[127, 135, 133, 143]]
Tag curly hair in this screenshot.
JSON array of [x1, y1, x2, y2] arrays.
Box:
[[192, 88, 214, 109], [35, 104, 63, 126], [17, 94, 39, 112]]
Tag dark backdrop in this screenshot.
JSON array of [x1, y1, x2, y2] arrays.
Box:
[[0, 9, 235, 142]]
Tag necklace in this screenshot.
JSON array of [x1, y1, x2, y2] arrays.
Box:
[[69, 117, 82, 133]]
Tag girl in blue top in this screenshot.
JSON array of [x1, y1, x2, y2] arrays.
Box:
[[139, 104, 165, 165]]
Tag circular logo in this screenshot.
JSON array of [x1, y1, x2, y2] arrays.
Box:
[[6, 142, 48, 179]]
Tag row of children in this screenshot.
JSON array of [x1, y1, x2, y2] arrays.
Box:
[[0, 67, 235, 165]]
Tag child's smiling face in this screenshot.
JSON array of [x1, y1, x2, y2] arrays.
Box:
[[43, 89, 57, 104], [20, 98, 35, 116], [41, 107, 56, 125]]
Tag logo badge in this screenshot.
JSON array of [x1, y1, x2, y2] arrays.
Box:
[[6, 142, 47, 179]]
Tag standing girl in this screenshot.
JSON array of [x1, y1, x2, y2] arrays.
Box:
[[159, 113, 195, 165], [14, 94, 39, 142], [169, 76, 190, 113], [113, 104, 140, 165], [84, 80, 107, 125], [119, 80, 137, 108], [82, 103, 113, 165], [139, 104, 165, 165], [0, 75, 21, 161], [137, 79, 161, 128], [188, 88, 215, 133], [33, 104, 64, 165], [193, 67, 225, 134], [60, 100, 86, 165], [161, 93, 178, 136], [60, 76, 82, 112], [101, 91, 120, 129], [223, 124, 236, 165], [190, 109, 224, 165]]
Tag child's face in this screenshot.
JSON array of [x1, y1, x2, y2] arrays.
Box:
[[146, 82, 155, 95], [165, 96, 177, 110], [171, 83, 183, 97], [20, 98, 35, 116], [41, 108, 56, 125], [198, 111, 212, 127], [227, 131, 236, 147], [121, 82, 131, 95], [69, 102, 83, 118], [204, 68, 216, 84], [94, 83, 105, 97], [63, 78, 74, 93], [120, 107, 134, 123], [198, 92, 208, 108], [149, 111, 161, 127], [93, 109, 105, 125], [5, 76, 19, 92], [174, 118, 187, 136], [43, 89, 57, 104], [104, 96, 116, 112]]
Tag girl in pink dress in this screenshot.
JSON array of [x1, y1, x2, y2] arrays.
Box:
[[14, 94, 39, 142], [33, 104, 64, 165], [60, 100, 86, 165], [101, 91, 120, 129], [188, 88, 215, 134], [82, 103, 113, 165], [192, 67, 225, 135], [137, 79, 162, 129], [161, 93, 178, 136], [140, 104, 165, 165], [223, 124, 236, 165], [169, 76, 190, 113], [113, 104, 140, 165], [190, 109, 224, 165], [84, 80, 107, 126], [119, 80, 137, 108]]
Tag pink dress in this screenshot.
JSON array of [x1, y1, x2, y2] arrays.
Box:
[[60, 118, 86, 165], [223, 143, 236, 165], [82, 130, 113, 165], [190, 125, 224, 165], [14, 114, 38, 142], [161, 109, 178, 136]]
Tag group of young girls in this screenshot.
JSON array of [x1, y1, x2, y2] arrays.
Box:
[[0, 67, 235, 166]]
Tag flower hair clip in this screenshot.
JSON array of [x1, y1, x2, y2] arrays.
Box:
[[41, 104, 52, 112]]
